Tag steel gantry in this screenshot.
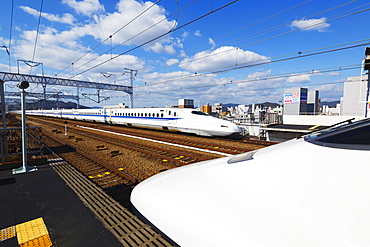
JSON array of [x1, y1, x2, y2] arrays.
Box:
[[0, 71, 133, 94], [5, 91, 79, 101]]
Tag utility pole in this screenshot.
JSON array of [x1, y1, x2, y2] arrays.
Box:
[[123, 68, 137, 108], [364, 47, 370, 118]]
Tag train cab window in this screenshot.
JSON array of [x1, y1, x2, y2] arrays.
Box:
[[191, 111, 209, 116], [305, 119, 370, 150], [315, 125, 370, 144]]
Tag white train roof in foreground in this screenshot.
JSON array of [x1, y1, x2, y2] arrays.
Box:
[[131, 118, 370, 247]]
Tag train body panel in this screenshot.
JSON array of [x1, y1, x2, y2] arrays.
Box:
[[131, 118, 370, 246], [25, 107, 240, 137]]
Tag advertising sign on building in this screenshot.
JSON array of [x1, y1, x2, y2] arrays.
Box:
[[284, 93, 292, 104], [292, 92, 300, 104]]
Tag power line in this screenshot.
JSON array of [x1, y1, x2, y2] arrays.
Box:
[[30, 0, 44, 74], [8, 0, 15, 72]]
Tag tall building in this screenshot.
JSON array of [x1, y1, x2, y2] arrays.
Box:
[[178, 99, 194, 108], [283, 87, 308, 115], [283, 87, 320, 115], [307, 90, 319, 114], [341, 76, 370, 117]]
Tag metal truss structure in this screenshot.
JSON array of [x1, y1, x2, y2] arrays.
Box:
[[5, 91, 79, 101], [0, 71, 133, 94]]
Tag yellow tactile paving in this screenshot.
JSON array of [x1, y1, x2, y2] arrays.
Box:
[[0, 226, 16, 242], [15, 218, 49, 244], [309, 124, 321, 130], [19, 234, 52, 247]]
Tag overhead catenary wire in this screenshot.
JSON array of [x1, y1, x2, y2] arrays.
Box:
[[134, 0, 366, 77], [134, 0, 315, 74], [30, 0, 44, 74], [56, 0, 163, 76], [8, 0, 15, 72], [64, 0, 199, 77], [69, 0, 239, 79], [173, 3, 370, 72], [133, 38, 370, 91], [63, 0, 206, 78], [133, 64, 361, 98]]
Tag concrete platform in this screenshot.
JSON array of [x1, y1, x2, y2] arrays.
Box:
[[0, 162, 123, 247]]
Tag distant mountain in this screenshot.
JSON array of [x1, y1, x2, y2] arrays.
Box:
[[320, 101, 340, 108], [224, 102, 280, 108], [9, 100, 90, 110]]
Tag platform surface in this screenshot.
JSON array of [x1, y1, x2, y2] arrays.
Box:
[[0, 162, 123, 247]]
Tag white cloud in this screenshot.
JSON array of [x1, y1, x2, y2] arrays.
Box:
[[20, 6, 75, 25], [181, 32, 189, 39], [287, 74, 311, 83], [147, 42, 176, 55], [291, 18, 330, 32], [62, 0, 105, 16], [209, 38, 216, 49], [179, 46, 269, 72], [194, 30, 202, 37], [247, 70, 272, 79], [166, 58, 179, 66], [83, 0, 178, 54]]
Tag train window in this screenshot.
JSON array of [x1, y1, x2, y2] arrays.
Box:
[[169, 111, 171, 115], [161, 113, 164, 117], [174, 112, 176, 117], [145, 113, 147, 117], [157, 113, 159, 117]]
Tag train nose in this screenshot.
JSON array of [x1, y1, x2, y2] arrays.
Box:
[[221, 123, 241, 135]]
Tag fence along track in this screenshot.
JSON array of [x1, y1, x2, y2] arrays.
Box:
[[48, 156, 173, 246]]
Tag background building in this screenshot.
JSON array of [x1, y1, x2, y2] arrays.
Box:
[[341, 76, 370, 117], [178, 99, 194, 108]]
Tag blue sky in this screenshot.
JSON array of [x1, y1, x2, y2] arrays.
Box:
[[0, 0, 369, 108]]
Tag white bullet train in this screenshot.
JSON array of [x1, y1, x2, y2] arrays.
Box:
[[131, 118, 370, 247], [26, 106, 240, 137]]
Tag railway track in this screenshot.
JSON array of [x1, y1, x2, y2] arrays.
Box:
[[29, 116, 266, 154], [44, 133, 139, 187], [30, 117, 219, 165]]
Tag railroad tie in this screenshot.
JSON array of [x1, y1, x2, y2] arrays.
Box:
[[74, 137, 83, 142], [109, 150, 120, 157], [96, 145, 106, 151]]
